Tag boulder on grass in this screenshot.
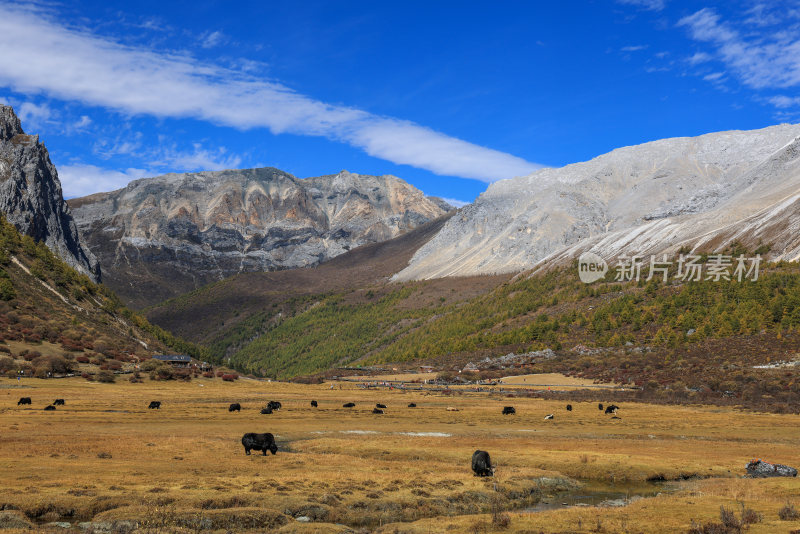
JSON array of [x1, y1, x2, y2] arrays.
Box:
[[745, 459, 797, 478]]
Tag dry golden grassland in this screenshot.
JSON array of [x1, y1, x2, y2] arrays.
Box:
[[0, 377, 799, 533]]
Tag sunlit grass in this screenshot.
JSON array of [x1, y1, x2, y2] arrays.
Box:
[[1, 376, 799, 532]]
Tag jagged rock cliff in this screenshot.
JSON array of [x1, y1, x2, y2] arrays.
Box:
[[69, 167, 450, 307], [0, 106, 100, 280], [396, 124, 800, 280]]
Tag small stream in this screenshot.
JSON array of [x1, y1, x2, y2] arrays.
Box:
[[520, 480, 673, 513]]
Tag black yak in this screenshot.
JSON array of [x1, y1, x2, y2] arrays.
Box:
[[311, 400, 318, 407], [228, 403, 241, 412], [605, 404, 619, 414], [148, 401, 161, 409], [598, 403, 604, 411], [376, 403, 387, 409], [44, 405, 56, 411], [53, 399, 65, 406], [17, 397, 31, 406], [372, 408, 384, 414], [566, 404, 572, 411], [343, 402, 355, 408], [261, 406, 273, 414], [267, 401, 281, 411], [502, 406, 515, 415], [241, 433, 278, 456], [472, 450, 493, 477], [408, 403, 417, 408]]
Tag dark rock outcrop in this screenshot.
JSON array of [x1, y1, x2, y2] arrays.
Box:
[[745, 459, 797, 478], [69, 167, 449, 307], [0, 106, 99, 279]]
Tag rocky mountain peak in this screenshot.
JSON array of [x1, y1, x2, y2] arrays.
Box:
[[0, 105, 24, 140], [0, 106, 100, 280], [69, 166, 448, 307]]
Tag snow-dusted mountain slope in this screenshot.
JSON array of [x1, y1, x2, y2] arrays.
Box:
[[395, 124, 800, 280]]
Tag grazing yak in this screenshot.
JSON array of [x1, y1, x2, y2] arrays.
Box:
[[266, 401, 281, 411], [372, 408, 384, 414], [566, 404, 572, 411], [376, 403, 387, 409], [502, 406, 516, 415], [472, 450, 493, 477], [44, 405, 56, 411], [261, 406, 273, 414], [53, 399, 65, 406], [605, 404, 619, 414], [229, 403, 241, 412], [598, 403, 604, 411], [148, 401, 161, 409], [17, 397, 31, 406], [408, 403, 417, 408], [241, 433, 278, 456], [544, 414, 554, 420], [343, 402, 356, 408], [311, 400, 318, 407]]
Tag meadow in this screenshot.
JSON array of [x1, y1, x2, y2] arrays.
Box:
[[1, 376, 799, 533]]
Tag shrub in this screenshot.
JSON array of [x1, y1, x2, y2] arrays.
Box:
[[81, 372, 93, 381], [0, 355, 16, 373], [779, 502, 800, 521], [97, 370, 115, 383], [75, 355, 90, 363], [203, 371, 214, 378], [221, 374, 237, 382]]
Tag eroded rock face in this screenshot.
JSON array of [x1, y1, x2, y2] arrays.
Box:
[[396, 124, 800, 280], [0, 106, 100, 280], [69, 167, 449, 307]]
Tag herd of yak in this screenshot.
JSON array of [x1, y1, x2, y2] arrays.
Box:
[[16, 396, 620, 476]]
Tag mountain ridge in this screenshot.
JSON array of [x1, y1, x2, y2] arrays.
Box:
[[395, 123, 800, 280], [0, 105, 100, 280], [69, 166, 451, 308]]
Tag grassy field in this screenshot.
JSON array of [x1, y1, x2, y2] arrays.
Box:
[[1, 376, 799, 533]]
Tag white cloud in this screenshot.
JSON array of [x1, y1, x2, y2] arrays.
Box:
[[153, 143, 242, 171], [57, 164, 148, 198], [767, 95, 800, 109], [0, 3, 540, 183], [679, 8, 800, 90], [621, 45, 647, 52], [703, 72, 725, 82], [616, 0, 665, 12], [200, 30, 224, 49], [687, 51, 713, 65], [74, 115, 91, 128], [17, 101, 52, 129]]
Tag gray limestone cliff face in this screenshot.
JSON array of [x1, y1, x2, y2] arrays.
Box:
[[396, 123, 800, 280], [0, 106, 100, 280], [69, 167, 450, 307]]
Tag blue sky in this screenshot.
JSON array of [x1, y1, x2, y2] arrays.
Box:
[[1, 1, 799, 203]]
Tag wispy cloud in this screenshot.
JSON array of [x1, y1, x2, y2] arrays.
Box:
[[686, 51, 713, 65], [58, 164, 148, 198], [616, 0, 666, 12], [200, 30, 225, 49], [621, 45, 648, 52], [0, 3, 540, 183], [767, 95, 800, 109], [679, 8, 800, 90], [74, 115, 91, 129], [17, 101, 52, 130]]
